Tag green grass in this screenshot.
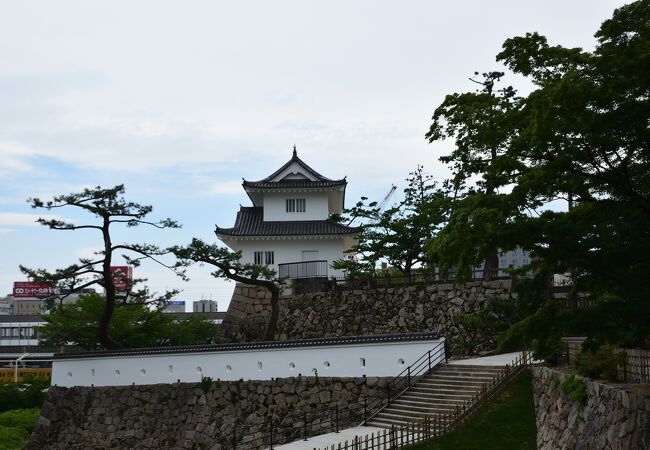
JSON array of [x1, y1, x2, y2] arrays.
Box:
[[0, 408, 40, 450], [409, 370, 536, 450]]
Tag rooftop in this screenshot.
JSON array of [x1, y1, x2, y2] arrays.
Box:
[[53, 332, 444, 360], [215, 207, 359, 237]]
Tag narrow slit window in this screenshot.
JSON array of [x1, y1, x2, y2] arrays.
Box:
[[254, 251, 264, 265], [286, 198, 296, 212], [265, 251, 274, 265], [296, 198, 306, 212]]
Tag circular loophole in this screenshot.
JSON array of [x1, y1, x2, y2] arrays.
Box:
[[114, 369, 120, 377], [323, 361, 330, 368], [140, 369, 146, 376], [196, 366, 203, 374], [289, 362, 296, 370], [225, 365, 232, 372], [398, 358, 405, 366], [66, 372, 72, 378], [90, 369, 96, 376]]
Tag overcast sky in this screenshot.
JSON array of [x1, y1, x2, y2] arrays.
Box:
[[0, 0, 628, 310]]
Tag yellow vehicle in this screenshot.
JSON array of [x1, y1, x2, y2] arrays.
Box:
[[0, 367, 51, 382]]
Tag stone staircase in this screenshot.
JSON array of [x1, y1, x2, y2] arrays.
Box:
[[366, 364, 506, 428]]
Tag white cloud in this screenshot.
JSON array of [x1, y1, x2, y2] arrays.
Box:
[[0, 212, 65, 227], [75, 247, 104, 260]]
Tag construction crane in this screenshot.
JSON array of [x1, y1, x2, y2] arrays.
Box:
[[347, 184, 397, 226], [377, 184, 397, 214]]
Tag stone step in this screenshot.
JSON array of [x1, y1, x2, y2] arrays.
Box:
[[381, 405, 455, 417], [429, 369, 505, 378], [412, 382, 482, 392], [437, 364, 506, 371], [402, 386, 479, 396], [390, 398, 459, 410], [391, 391, 475, 404], [399, 395, 473, 406], [417, 378, 487, 388]]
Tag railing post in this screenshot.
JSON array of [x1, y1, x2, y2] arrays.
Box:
[[428, 350, 431, 373], [335, 405, 339, 433], [363, 396, 368, 425], [303, 412, 307, 441], [269, 423, 274, 450], [407, 366, 411, 388], [232, 429, 236, 450], [387, 384, 391, 406]]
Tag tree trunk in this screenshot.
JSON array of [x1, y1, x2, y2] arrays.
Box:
[[98, 215, 122, 350]]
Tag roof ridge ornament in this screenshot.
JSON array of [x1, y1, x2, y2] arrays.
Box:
[[292, 144, 297, 158]]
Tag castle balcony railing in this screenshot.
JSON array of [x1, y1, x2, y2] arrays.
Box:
[[278, 260, 328, 280]]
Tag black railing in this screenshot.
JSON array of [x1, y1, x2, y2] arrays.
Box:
[[365, 339, 447, 424], [204, 338, 447, 449], [278, 260, 328, 279]]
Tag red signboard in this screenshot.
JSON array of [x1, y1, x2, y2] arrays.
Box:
[[13, 282, 51, 298], [110, 266, 132, 291]]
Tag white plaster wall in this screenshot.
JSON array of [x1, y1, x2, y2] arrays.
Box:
[[263, 192, 330, 221], [52, 338, 445, 387], [233, 238, 347, 278]]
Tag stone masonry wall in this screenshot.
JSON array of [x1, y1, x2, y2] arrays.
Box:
[[27, 376, 390, 450], [219, 284, 275, 342], [221, 280, 514, 356], [533, 366, 650, 450]]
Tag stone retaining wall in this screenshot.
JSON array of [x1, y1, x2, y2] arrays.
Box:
[[221, 280, 514, 356], [533, 366, 650, 450], [27, 376, 390, 449]]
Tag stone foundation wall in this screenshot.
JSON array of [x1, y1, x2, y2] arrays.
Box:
[[533, 366, 650, 450], [27, 376, 390, 450], [219, 284, 275, 342], [221, 280, 514, 356]]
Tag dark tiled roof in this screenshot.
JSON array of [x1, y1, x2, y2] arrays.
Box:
[[242, 179, 347, 190], [53, 332, 444, 360], [215, 207, 359, 237], [243, 149, 345, 189]]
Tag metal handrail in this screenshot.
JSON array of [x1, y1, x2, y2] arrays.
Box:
[[278, 260, 329, 279], [364, 340, 446, 424]]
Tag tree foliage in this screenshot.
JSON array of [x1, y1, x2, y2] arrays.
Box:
[[20, 185, 185, 349], [334, 166, 448, 277], [37, 293, 218, 349], [170, 239, 281, 341], [427, 0, 650, 353]]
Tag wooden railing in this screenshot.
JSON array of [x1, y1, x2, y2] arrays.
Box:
[[312, 351, 533, 450]]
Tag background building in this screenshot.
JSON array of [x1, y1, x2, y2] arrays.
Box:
[[193, 299, 218, 313]]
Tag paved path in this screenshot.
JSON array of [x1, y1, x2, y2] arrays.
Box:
[[447, 351, 523, 366], [274, 425, 386, 449]]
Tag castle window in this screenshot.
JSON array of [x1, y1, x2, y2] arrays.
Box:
[[286, 198, 306, 212], [296, 198, 306, 212], [254, 251, 274, 265]]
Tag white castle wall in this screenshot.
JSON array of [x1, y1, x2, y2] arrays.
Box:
[[52, 337, 445, 388]]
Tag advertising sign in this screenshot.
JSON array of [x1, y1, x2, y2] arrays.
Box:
[[164, 301, 186, 306], [110, 266, 132, 291], [13, 282, 51, 298]]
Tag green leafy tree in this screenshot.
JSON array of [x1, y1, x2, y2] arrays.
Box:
[[37, 293, 218, 349], [429, 0, 650, 355], [170, 239, 281, 340], [20, 185, 185, 349], [334, 166, 448, 278], [426, 71, 522, 280]]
